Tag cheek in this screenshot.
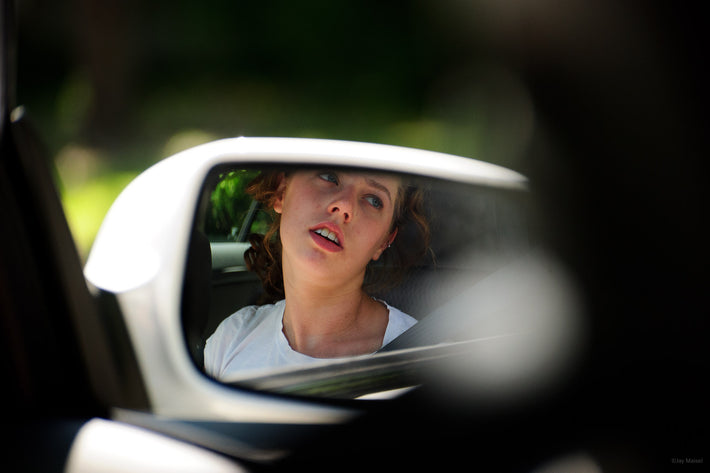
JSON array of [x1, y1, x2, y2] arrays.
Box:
[[358, 218, 393, 257], [278, 192, 316, 242]]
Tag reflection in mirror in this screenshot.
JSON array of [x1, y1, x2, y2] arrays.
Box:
[[182, 164, 577, 402]]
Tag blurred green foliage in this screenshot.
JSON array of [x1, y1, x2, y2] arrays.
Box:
[[15, 1, 530, 258], [205, 169, 271, 242], [61, 171, 139, 255]]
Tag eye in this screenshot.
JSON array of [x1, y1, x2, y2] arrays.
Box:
[[365, 195, 384, 209], [318, 171, 339, 185]]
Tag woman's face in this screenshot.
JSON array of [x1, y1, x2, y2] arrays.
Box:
[[273, 170, 400, 289]]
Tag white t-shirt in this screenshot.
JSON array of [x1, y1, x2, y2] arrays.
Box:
[[204, 299, 416, 381]]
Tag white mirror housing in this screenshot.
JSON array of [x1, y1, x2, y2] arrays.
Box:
[[84, 137, 529, 422]]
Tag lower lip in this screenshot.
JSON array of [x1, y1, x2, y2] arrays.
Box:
[[310, 231, 343, 252]]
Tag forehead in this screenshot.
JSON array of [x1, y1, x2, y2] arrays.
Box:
[[295, 169, 401, 191], [343, 170, 401, 190], [359, 172, 401, 192]]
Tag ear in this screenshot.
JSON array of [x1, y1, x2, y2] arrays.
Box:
[[372, 228, 398, 261], [272, 173, 287, 214]]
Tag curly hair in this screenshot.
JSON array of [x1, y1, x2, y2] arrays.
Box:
[[243, 170, 431, 303]]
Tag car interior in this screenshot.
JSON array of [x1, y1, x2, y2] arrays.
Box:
[[180, 165, 532, 377]]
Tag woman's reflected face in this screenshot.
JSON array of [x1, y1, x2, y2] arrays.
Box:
[[273, 170, 401, 287]]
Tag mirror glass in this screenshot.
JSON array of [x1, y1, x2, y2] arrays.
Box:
[[182, 163, 569, 401]]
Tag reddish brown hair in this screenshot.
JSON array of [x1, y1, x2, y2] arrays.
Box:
[[244, 170, 431, 303]]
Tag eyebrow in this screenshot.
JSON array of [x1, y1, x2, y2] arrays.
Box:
[[365, 177, 393, 204]]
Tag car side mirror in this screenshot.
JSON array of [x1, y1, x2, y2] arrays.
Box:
[[84, 137, 582, 420]]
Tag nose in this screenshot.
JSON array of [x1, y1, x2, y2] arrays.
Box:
[[328, 189, 355, 222]]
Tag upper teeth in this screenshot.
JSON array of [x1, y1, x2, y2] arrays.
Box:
[[315, 228, 340, 245]]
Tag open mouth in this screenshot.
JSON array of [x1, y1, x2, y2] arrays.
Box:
[[313, 228, 341, 247]]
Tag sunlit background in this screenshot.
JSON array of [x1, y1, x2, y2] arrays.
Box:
[[16, 0, 535, 259]]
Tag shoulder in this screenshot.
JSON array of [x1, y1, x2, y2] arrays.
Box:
[[381, 301, 417, 346], [204, 300, 285, 376], [387, 304, 417, 330], [209, 300, 284, 340]]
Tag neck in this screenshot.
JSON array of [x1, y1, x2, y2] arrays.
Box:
[[281, 283, 388, 358], [282, 282, 362, 341], [279, 253, 388, 357]]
